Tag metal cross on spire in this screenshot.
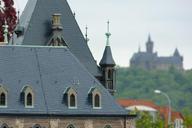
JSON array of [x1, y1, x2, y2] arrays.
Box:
[[105, 20, 111, 46]]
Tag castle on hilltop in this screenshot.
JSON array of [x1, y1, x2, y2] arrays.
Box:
[[130, 35, 183, 70]]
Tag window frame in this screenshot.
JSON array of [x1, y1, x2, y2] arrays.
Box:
[[22, 86, 34, 108], [0, 85, 8, 108], [92, 89, 102, 109], [64, 87, 77, 109]]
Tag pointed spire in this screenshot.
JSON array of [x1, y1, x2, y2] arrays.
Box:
[[148, 34, 151, 42], [17, 10, 20, 24], [99, 20, 115, 67], [3, 20, 9, 44], [105, 20, 111, 46], [174, 48, 180, 56], [146, 33, 154, 53], [85, 25, 89, 43], [138, 44, 141, 52]]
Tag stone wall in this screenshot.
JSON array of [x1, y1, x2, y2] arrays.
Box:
[[0, 116, 135, 128]]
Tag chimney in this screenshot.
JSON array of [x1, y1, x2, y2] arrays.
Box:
[[52, 13, 63, 30]]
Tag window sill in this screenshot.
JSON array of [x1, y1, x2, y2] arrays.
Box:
[[0, 105, 7, 108], [68, 106, 77, 109], [25, 106, 34, 108], [93, 107, 102, 109]]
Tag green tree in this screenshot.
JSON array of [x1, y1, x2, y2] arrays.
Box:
[[136, 111, 164, 128]]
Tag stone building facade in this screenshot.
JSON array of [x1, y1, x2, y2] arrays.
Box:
[[0, 117, 135, 128]]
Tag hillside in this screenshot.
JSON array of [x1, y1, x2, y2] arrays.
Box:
[[115, 67, 192, 112]]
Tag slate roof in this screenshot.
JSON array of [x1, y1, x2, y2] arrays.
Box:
[[13, 0, 101, 77], [130, 52, 157, 62], [100, 46, 115, 66], [156, 56, 182, 65], [131, 52, 182, 65], [0, 46, 127, 116]]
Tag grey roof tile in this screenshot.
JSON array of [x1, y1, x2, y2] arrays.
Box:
[[0, 46, 127, 116], [13, 0, 101, 77]]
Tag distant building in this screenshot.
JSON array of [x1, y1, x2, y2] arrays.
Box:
[[117, 99, 184, 128], [130, 36, 183, 70]]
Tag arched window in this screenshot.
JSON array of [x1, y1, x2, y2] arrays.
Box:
[[27, 93, 32, 106], [69, 94, 76, 107], [94, 94, 100, 108], [64, 87, 77, 109], [0, 92, 6, 106], [0, 86, 7, 107], [88, 87, 102, 109], [66, 124, 75, 128], [33, 124, 41, 128], [1, 123, 9, 128], [21, 86, 34, 108], [104, 125, 112, 128], [108, 70, 112, 79]]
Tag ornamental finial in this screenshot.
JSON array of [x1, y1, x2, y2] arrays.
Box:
[[105, 20, 111, 46], [85, 25, 89, 43], [3, 20, 9, 44]]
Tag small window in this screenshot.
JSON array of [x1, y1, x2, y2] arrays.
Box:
[[108, 70, 112, 79], [94, 94, 100, 107], [64, 87, 77, 109], [27, 93, 32, 106], [1, 123, 9, 128], [33, 124, 41, 128], [67, 124, 75, 128], [21, 86, 34, 108], [69, 94, 76, 107], [104, 125, 112, 128], [88, 87, 102, 109], [0, 93, 6, 106], [0, 86, 7, 107]]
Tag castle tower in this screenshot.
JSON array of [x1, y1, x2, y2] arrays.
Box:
[[174, 48, 180, 57], [99, 21, 116, 95], [146, 35, 154, 53]]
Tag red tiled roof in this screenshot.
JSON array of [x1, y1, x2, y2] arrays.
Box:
[[117, 99, 184, 127], [117, 99, 159, 110]]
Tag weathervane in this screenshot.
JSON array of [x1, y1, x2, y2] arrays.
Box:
[[105, 20, 111, 46]]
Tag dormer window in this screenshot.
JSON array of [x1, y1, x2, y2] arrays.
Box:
[[0, 85, 7, 107], [63, 87, 77, 109], [21, 86, 34, 108], [88, 87, 102, 109]]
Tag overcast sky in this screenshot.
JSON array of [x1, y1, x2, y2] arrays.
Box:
[[15, 0, 192, 69]]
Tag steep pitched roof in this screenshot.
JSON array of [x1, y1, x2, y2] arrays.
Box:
[[13, 0, 101, 77], [0, 46, 126, 116], [99, 46, 115, 66]]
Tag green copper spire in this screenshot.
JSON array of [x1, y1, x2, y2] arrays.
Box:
[[105, 21, 111, 46]]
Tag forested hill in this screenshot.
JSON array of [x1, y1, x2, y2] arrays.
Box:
[[115, 67, 192, 112]]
